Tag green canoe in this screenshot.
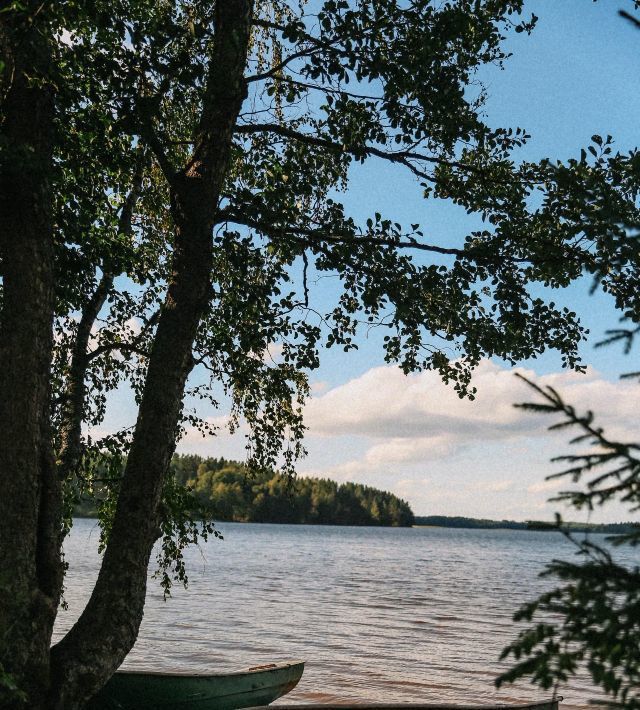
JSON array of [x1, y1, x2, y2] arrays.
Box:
[[87, 659, 305, 710]]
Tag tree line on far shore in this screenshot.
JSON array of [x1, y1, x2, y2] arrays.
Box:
[[73, 454, 414, 527], [171, 455, 415, 527], [415, 515, 638, 535]]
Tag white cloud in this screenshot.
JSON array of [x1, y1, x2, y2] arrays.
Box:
[[527, 478, 565, 494], [125, 317, 143, 336], [297, 360, 640, 521], [469, 478, 514, 493], [57, 29, 74, 46], [84, 426, 115, 442], [304, 360, 640, 452], [310, 380, 329, 395], [261, 342, 284, 364], [363, 436, 453, 465], [179, 415, 232, 444]]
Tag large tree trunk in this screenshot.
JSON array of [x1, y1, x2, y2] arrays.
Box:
[[49, 2, 254, 707], [0, 8, 60, 709]]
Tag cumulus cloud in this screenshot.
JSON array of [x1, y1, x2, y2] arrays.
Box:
[[310, 380, 329, 395], [363, 436, 453, 465], [527, 478, 565, 494], [468, 478, 514, 493], [304, 360, 640, 459], [261, 342, 284, 364], [297, 360, 640, 520], [84, 426, 115, 442], [169, 358, 639, 520], [179, 415, 232, 444], [57, 29, 74, 46]]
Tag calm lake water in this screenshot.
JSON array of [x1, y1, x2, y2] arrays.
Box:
[[54, 519, 637, 709]]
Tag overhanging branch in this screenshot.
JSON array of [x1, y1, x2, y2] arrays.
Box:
[[235, 122, 479, 180], [218, 210, 466, 257]]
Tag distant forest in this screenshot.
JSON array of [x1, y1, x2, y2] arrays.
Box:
[[74, 455, 414, 527], [415, 515, 639, 534], [169, 455, 414, 527]]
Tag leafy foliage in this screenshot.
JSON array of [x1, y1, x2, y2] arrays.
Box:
[[1, 0, 631, 616], [154, 474, 222, 598], [42, 2, 640, 571], [71, 448, 223, 598], [47, 0, 640, 468], [494, 12, 640, 700]]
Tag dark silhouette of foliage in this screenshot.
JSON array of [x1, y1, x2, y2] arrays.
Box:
[[497, 374, 640, 706], [497, 5, 640, 710], [497, 13, 640, 704]]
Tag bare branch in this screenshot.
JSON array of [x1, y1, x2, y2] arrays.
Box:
[[245, 45, 324, 84], [620, 9, 640, 29]]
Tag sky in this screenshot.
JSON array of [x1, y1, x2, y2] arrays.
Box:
[[103, 0, 640, 523]]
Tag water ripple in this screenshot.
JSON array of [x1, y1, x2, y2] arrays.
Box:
[[54, 521, 638, 710]]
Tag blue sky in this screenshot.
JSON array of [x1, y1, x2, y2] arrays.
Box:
[[103, 1, 640, 522]]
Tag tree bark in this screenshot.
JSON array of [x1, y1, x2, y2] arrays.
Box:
[[49, 2, 254, 707], [0, 8, 59, 708]]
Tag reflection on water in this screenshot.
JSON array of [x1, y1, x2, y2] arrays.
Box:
[[54, 520, 637, 708]]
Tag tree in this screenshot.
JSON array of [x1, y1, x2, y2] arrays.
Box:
[[2, 1, 640, 708]]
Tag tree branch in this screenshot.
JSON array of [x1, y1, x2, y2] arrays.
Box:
[[57, 153, 146, 481], [218, 210, 466, 257], [138, 119, 176, 183], [620, 9, 640, 29], [245, 44, 324, 84], [235, 122, 475, 179], [86, 341, 150, 363]]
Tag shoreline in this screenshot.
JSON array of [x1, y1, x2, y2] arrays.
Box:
[[413, 515, 637, 534]]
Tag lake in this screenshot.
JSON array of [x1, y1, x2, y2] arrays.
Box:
[[54, 519, 635, 709]]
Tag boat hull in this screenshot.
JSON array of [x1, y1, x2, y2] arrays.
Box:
[[259, 702, 561, 710], [87, 659, 305, 710]]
